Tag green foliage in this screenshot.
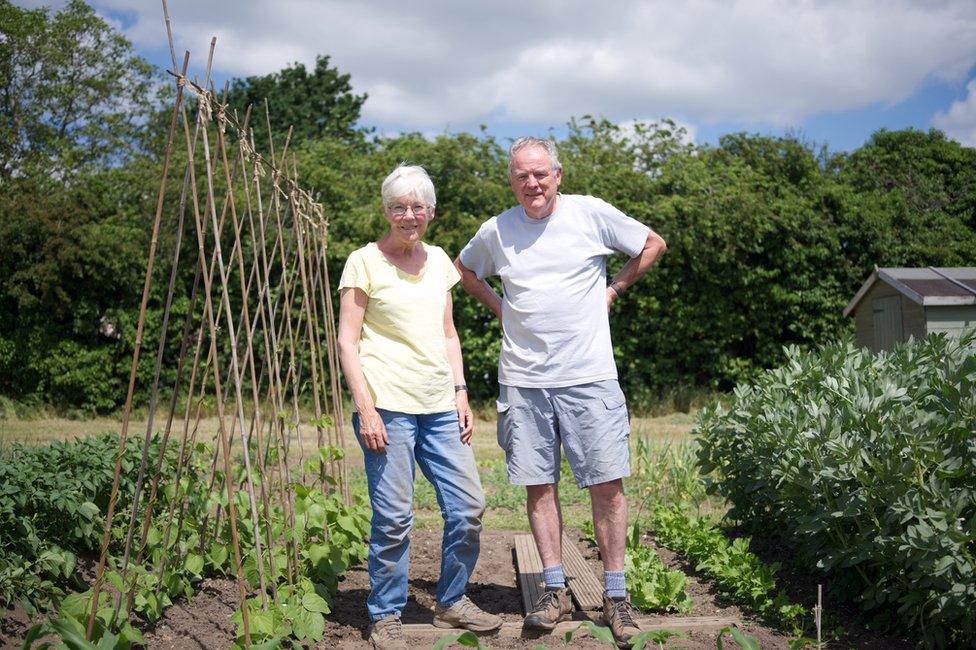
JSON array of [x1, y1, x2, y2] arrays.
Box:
[[565, 619, 618, 646], [225, 55, 366, 150], [0, 432, 200, 614], [224, 459, 369, 646], [631, 438, 708, 509], [625, 523, 693, 614], [0, 0, 156, 181], [0, 0, 247, 414], [696, 331, 976, 647], [564, 622, 691, 649], [630, 629, 688, 650], [24, 588, 144, 649], [715, 626, 760, 650], [650, 505, 809, 636], [3, 432, 369, 648]]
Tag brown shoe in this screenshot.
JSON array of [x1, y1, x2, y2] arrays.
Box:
[[433, 595, 503, 632], [523, 587, 573, 630], [602, 596, 641, 646], [368, 616, 407, 650]]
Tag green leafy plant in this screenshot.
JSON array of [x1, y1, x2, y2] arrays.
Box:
[[625, 524, 693, 614], [650, 505, 808, 636], [0, 432, 204, 615], [565, 620, 618, 646], [696, 331, 976, 646], [630, 629, 688, 650], [715, 625, 759, 650], [432, 630, 491, 649]]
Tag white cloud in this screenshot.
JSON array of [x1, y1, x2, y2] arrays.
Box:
[[66, 0, 976, 132], [934, 80, 976, 147], [617, 118, 697, 146]]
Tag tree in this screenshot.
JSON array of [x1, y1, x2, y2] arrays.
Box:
[[0, 0, 156, 181], [834, 128, 976, 272], [225, 55, 366, 150], [0, 167, 159, 411]]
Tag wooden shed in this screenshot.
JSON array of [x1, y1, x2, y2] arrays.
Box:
[[843, 267, 976, 352]]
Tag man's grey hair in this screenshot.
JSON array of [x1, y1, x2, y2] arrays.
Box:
[[508, 137, 562, 175], [381, 163, 437, 213]]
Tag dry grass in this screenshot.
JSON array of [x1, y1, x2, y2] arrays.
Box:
[[0, 409, 700, 531], [0, 410, 695, 451]]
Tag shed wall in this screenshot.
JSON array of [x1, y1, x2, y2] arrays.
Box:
[[925, 305, 976, 337], [853, 282, 925, 351]]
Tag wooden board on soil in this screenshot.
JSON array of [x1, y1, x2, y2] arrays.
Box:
[[513, 532, 604, 612], [400, 614, 741, 639]]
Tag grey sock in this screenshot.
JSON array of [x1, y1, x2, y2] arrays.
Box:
[[543, 564, 566, 589], [604, 570, 626, 599]]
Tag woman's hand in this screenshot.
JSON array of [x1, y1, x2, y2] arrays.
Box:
[[456, 392, 474, 445], [359, 408, 389, 452]]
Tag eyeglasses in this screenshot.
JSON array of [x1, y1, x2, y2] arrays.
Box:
[[388, 203, 429, 217]]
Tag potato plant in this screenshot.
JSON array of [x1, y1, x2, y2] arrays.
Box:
[[0, 433, 199, 615]]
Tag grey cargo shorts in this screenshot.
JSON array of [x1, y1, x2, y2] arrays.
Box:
[[495, 379, 631, 488]]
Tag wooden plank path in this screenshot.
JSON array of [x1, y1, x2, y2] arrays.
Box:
[[559, 533, 604, 610], [513, 532, 605, 612], [399, 615, 741, 640], [455, 531, 739, 642], [513, 533, 545, 615]]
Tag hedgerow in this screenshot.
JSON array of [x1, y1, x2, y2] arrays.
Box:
[[696, 331, 976, 647]]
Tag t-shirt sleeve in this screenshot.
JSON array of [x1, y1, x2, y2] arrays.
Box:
[[591, 197, 652, 258], [437, 247, 461, 290], [338, 249, 370, 295], [458, 220, 497, 279]]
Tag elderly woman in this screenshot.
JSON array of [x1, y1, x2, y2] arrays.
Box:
[[337, 164, 501, 650]]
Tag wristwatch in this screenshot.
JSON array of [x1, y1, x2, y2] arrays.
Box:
[[454, 384, 468, 392]]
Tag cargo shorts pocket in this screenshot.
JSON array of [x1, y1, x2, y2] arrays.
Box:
[[601, 389, 630, 437], [601, 393, 625, 410], [495, 399, 512, 450]]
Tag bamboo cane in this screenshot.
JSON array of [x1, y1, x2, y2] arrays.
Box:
[[85, 47, 189, 642]]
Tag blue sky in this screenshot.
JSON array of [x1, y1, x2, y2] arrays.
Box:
[[22, 0, 976, 151]]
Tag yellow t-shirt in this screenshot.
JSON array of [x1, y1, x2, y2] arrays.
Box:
[[338, 242, 461, 413]]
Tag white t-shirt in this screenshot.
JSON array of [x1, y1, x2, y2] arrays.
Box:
[[459, 194, 651, 387]]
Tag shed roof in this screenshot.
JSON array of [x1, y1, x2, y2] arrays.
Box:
[[843, 267, 976, 317]]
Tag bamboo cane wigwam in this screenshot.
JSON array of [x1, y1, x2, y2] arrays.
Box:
[[85, 3, 350, 644]]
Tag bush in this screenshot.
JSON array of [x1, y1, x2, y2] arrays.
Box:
[[696, 331, 976, 647]]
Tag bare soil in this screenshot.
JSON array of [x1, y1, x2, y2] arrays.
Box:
[[2, 527, 913, 649], [132, 528, 773, 649]]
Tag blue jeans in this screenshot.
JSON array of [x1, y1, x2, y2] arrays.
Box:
[[353, 409, 486, 621]]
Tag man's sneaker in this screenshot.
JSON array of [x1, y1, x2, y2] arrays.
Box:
[[367, 616, 407, 650], [523, 587, 573, 630], [432, 595, 503, 632], [602, 596, 641, 646]]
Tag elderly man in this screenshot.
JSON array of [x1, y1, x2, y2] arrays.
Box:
[[455, 137, 666, 645]]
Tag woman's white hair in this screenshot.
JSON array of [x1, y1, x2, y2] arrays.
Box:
[[381, 164, 436, 214], [508, 137, 562, 175]]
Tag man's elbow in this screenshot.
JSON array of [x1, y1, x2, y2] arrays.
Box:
[[647, 231, 667, 257], [454, 257, 477, 289]]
